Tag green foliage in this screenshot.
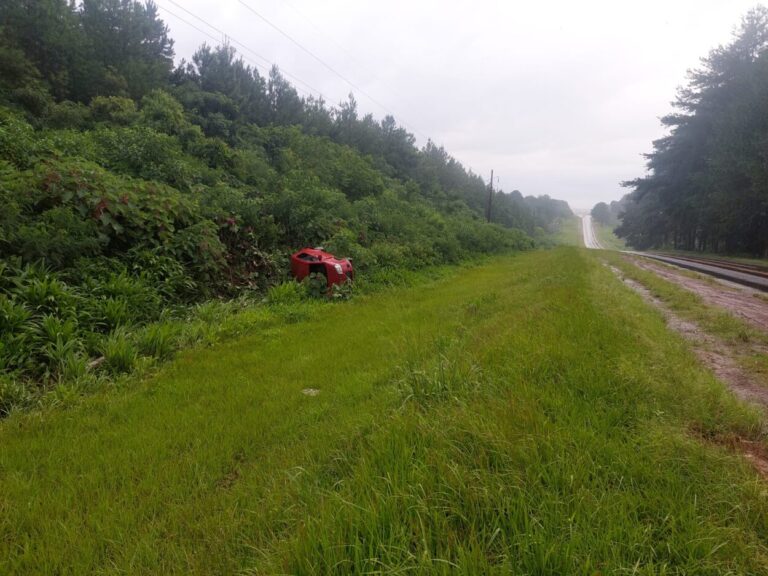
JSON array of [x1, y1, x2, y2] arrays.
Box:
[[13, 268, 76, 318], [140, 90, 187, 135], [126, 249, 198, 301], [0, 375, 31, 416], [329, 278, 354, 301], [45, 100, 90, 129], [324, 228, 377, 270], [266, 281, 305, 305], [303, 272, 330, 299], [0, 107, 38, 168], [92, 126, 199, 188], [82, 270, 162, 332], [90, 96, 138, 125]]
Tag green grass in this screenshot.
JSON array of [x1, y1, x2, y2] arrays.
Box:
[[547, 215, 582, 246], [2, 248, 768, 574], [594, 220, 626, 250]]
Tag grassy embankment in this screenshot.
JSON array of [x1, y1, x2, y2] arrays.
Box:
[[594, 220, 626, 250], [547, 215, 582, 246], [2, 248, 768, 574], [602, 251, 768, 385]]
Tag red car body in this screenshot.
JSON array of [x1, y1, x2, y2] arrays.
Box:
[[290, 248, 354, 287]]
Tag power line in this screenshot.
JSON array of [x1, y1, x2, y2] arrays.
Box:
[[162, 0, 326, 100], [157, 3, 271, 78], [160, 0, 430, 142], [276, 0, 366, 73], [237, 0, 429, 141], [157, 4, 221, 47], [156, 1, 323, 100]]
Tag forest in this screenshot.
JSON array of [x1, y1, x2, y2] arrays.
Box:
[[617, 7, 768, 256], [0, 0, 572, 404]]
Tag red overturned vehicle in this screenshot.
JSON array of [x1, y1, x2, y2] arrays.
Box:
[[290, 247, 354, 288]]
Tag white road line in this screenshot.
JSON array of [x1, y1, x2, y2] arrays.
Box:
[[581, 215, 603, 249]]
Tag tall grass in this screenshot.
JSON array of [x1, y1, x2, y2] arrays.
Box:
[[101, 328, 137, 374], [1, 248, 766, 574], [136, 323, 179, 360]]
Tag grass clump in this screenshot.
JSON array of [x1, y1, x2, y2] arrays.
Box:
[[136, 323, 179, 360], [101, 328, 137, 374], [396, 353, 484, 408], [0, 376, 32, 416], [265, 281, 305, 305]]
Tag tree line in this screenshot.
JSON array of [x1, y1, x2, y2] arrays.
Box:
[[616, 6, 768, 256]]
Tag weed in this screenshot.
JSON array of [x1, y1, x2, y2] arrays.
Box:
[[101, 328, 137, 374], [266, 281, 304, 305], [59, 350, 87, 381], [97, 297, 131, 329], [303, 272, 328, 299], [0, 376, 31, 415], [0, 295, 31, 333], [329, 279, 353, 301], [397, 354, 484, 407], [137, 323, 178, 360]]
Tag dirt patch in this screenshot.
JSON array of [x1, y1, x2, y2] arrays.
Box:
[[608, 265, 768, 408], [216, 451, 245, 489], [216, 468, 240, 489], [609, 264, 768, 478], [627, 256, 768, 333], [740, 439, 768, 478], [690, 426, 768, 481]]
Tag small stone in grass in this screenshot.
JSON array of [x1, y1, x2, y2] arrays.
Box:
[[301, 388, 320, 396]]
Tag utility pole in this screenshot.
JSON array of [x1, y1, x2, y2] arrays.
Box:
[[486, 169, 494, 223]]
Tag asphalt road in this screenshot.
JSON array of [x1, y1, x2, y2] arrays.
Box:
[[581, 214, 603, 249]]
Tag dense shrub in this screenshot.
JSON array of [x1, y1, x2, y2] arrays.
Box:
[[90, 96, 138, 126], [0, 107, 38, 168], [44, 100, 90, 130]]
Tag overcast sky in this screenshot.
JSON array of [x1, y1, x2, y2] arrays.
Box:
[[157, 0, 759, 210]]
